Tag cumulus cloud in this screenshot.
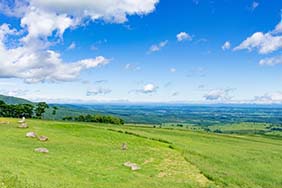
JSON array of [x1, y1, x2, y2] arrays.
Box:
[[0, 35, 109, 83], [251, 1, 259, 11], [176, 32, 192, 42], [259, 56, 282, 66], [0, 0, 159, 83], [234, 18, 282, 55], [2, 0, 159, 23], [235, 16, 282, 66], [272, 22, 282, 35], [67, 42, 76, 50], [86, 87, 112, 96], [222, 41, 231, 50], [0, 0, 28, 17], [234, 32, 282, 54], [203, 88, 235, 101], [132, 83, 158, 94], [30, 0, 159, 23], [254, 92, 282, 103], [20, 7, 74, 43], [148, 40, 168, 53], [143, 83, 158, 93], [0, 89, 28, 97], [124, 63, 141, 71], [170, 68, 176, 73]]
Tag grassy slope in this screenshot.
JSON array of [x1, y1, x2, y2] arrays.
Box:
[[110, 125, 282, 188], [0, 118, 281, 188], [0, 118, 214, 188], [0, 95, 33, 105]]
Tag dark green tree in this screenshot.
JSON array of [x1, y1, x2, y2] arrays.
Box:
[[52, 106, 58, 116], [35, 102, 49, 119]]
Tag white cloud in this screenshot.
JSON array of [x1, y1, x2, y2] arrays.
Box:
[[235, 17, 282, 66], [170, 68, 176, 73], [203, 88, 234, 101], [254, 92, 282, 103], [67, 42, 76, 50], [124, 64, 141, 71], [0, 89, 28, 97], [176, 32, 192, 42], [0, 0, 28, 17], [86, 87, 112, 96], [20, 7, 74, 43], [234, 32, 282, 54], [259, 56, 282, 66], [234, 18, 282, 54], [0, 0, 159, 83], [251, 1, 259, 10], [131, 83, 158, 94], [222, 41, 231, 50], [0, 31, 109, 83], [272, 22, 282, 34], [30, 0, 159, 23], [142, 83, 158, 93], [148, 40, 168, 53]]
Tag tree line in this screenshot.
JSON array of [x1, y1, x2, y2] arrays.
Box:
[[63, 114, 124, 125], [0, 100, 124, 125], [0, 101, 53, 119]]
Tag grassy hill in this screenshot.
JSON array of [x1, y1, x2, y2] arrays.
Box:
[[0, 95, 33, 105], [0, 118, 281, 188]]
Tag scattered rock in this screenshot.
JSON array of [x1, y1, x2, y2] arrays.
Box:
[[124, 162, 132, 167], [18, 123, 28, 128], [34, 148, 49, 153], [26, 132, 36, 138], [124, 161, 141, 171], [38, 136, 48, 142], [131, 164, 141, 171], [18, 117, 25, 123], [121, 143, 128, 150]]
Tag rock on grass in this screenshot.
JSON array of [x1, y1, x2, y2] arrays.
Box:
[[34, 148, 49, 153]]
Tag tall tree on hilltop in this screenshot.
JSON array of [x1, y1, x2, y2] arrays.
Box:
[[35, 102, 49, 119]]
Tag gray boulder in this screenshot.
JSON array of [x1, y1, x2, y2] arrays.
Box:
[[34, 148, 49, 153], [121, 143, 128, 150], [26, 132, 36, 138], [123, 161, 141, 171], [18, 123, 28, 128], [38, 136, 48, 142]]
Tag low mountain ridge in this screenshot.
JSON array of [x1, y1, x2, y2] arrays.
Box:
[[0, 95, 33, 105]]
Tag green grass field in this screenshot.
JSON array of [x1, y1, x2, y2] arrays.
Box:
[[0, 118, 281, 188]]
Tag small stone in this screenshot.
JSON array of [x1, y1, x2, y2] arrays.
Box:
[[131, 164, 141, 171], [124, 161, 133, 167], [26, 132, 36, 138], [18, 117, 26, 123], [123, 161, 141, 171], [18, 123, 28, 128], [38, 136, 48, 142], [34, 148, 49, 153], [121, 143, 128, 150]]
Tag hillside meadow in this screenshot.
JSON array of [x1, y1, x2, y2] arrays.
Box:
[[0, 118, 281, 188]]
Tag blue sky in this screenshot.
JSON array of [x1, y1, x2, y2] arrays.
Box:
[[0, 0, 282, 103]]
